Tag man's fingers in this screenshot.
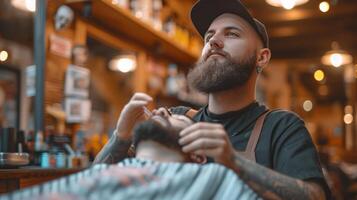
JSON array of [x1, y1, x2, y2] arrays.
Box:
[[120, 100, 152, 121], [125, 100, 150, 111], [181, 138, 225, 153], [154, 107, 171, 117], [130, 93, 153, 101], [192, 149, 220, 158], [179, 122, 224, 137], [179, 129, 224, 145]]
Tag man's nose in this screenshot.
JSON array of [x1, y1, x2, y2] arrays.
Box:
[[209, 34, 224, 49]]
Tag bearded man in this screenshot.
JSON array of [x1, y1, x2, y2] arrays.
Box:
[[95, 0, 330, 199]]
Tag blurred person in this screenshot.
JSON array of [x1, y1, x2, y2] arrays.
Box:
[[132, 110, 204, 163], [95, 0, 330, 199], [2, 99, 260, 200], [94, 92, 204, 164]]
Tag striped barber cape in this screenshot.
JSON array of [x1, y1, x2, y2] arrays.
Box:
[[0, 158, 260, 200]]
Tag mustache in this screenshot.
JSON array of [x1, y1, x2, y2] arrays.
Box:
[[204, 49, 229, 61]]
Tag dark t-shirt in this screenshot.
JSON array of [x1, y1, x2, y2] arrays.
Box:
[[170, 102, 330, 198]]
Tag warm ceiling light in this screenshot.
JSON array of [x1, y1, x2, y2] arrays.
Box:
[[321, 42, 353, 68], [109, 54, 137, 73], [314, 70, 325, 81], [11, 0, 36, 12], [344, 114, 353, 124], [319, 1, 330, 12], [266, 0, 309, 10], [0, 50, 9, 62], [330, 53, 344, 67], [303, 100, 313, 112]]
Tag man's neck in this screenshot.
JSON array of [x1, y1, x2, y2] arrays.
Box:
[[208, 81, 256, 114], [136, 141, 186, 163]]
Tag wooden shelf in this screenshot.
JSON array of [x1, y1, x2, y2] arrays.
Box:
[[70, 0, 199, 65]]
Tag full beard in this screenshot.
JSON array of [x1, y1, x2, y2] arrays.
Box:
[[187, 53, 257, 93]]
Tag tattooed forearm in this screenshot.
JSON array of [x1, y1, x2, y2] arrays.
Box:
[[93, 132, 132, 164], [232, 153, 325, 200]]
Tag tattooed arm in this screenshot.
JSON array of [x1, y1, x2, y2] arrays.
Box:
[[179, 122, 327, 200], [232, 153, 326, 200], [93, 131, 131, 164], [93, 93, 153, 165]]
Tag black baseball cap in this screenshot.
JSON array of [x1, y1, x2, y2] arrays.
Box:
[[190, 0, 269, 48]]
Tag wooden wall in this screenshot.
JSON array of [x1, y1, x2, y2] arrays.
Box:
[[43, 2, 155, 134]]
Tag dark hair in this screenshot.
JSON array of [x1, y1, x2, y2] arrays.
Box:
[[132, 120, 181, 150]]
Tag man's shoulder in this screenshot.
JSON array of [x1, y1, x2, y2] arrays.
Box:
[[266, 109, 304, 125], [263, 109, 310, 141], [120, 158, 235, 176], [118, 158, 260, 199]]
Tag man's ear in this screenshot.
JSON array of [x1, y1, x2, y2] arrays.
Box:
[[256, 48, 271, 73], [189, 154, 207, 164]]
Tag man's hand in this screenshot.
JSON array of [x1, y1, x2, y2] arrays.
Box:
[[179, 122, 326, 200], [115, 93, 153, 140], [178, 122, 236, 169]]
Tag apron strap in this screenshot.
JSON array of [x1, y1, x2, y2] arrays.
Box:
[[185, 109, 199, 119], [243, 110, 271, 162]]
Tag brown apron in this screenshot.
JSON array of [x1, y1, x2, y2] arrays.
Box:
[[239, 110, 270, 162], [186, 109, 271, 163]]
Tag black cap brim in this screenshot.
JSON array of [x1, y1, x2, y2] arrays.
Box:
[[190, 0, 269, 48]]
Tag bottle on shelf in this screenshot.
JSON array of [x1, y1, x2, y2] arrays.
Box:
[[166, 63, 179, 96], [112, 0, 129, 10], [35, 130, 44, 151], [151, 0, 163, 30], [162, 16, 176, 37]]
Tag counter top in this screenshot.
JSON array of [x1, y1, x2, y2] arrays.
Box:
[[0, 167, 85, 194], [0, 167, 85, 179]]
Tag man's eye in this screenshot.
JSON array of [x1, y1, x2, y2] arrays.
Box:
[[227, 32, 239, 37], [204, 35, 212, 43]]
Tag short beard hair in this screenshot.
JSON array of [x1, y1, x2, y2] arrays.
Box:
[[132, 120, 181, 151], [187, 53, 257, 93]]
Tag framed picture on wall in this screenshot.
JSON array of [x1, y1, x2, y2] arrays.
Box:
[[65, 98, 91, 123], [0, 65, 20, 128], [65, 65, 90, 98]]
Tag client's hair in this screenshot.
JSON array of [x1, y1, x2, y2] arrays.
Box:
[[132, 120, 181, 150]]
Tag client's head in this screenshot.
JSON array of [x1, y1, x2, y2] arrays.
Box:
[[133, 113, 205, 163]]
